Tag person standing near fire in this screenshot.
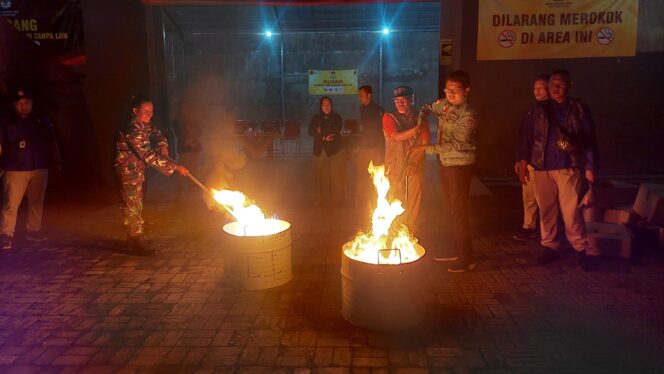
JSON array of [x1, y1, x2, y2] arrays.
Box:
[[383, 86, 430, 235], [308, 96, 345, 208], [413, 70, 477, 273], [114, 95, 189, 256], [355, 85, 384, 210]]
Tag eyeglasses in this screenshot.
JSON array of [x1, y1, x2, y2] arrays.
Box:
[[393, 98, 411, 104], [444, 88, 465, 95]]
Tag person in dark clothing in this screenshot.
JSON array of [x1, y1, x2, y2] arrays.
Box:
[[516, 70, 599, 271], [513, 74, 550, 241], [0, 88, 61, 250], [308, 96, 345, 207], [355, 85, 385, 209]]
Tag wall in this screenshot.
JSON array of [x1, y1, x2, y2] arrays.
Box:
[[80, 0, 152, 184], [458, 0, 664, 176], [0, 12, 97, 190], [176, 30, 440, 129]]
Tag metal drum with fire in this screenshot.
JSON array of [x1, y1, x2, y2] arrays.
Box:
[[341, 163, 427, 330]]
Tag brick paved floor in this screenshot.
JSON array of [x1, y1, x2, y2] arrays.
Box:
[[1, 157, 663, 373]]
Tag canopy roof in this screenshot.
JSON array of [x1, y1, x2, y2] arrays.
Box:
[[156, 1, 440, 34]]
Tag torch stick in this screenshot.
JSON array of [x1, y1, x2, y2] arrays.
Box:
[[185, 172, 236, 216], [166, 156, 235, 216]]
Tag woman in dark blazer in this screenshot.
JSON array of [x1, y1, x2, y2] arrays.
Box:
[[307, 96, 345, 207]]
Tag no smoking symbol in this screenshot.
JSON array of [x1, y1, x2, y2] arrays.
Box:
[[498, 30, 516, 48], [597, 27, 614, 45]]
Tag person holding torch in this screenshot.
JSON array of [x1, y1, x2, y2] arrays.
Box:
[[412, 71, 477, 273], [114, 95, 189, 256], [382, 86, 430, 235]]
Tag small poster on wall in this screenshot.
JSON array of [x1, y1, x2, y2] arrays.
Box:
[[308, 69, 358, 95]]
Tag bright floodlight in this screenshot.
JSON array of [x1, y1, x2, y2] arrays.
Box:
[[265, 30, 273, 38], [382, 27, 390, 35]]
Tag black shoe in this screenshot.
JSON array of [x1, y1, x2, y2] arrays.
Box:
[[447, 261, 476, 273], [535, 248, 560, 265], [1, 235, 12, 250], [127, 235, 156, 256], [26, 230, 48, 242], [513, 227, 538, 241], [576, 251, 598, 272]]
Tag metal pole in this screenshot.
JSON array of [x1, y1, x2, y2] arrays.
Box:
[[379, 37, 383, 105], [280, 37, 285, 129]]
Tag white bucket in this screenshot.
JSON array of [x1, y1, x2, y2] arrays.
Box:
[[340, 244, 427, 330], [222, 219, 293, 290]]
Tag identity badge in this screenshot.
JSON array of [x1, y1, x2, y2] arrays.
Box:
[[19, 140, 26, 149]]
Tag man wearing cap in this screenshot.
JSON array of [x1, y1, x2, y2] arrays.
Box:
[[516, 70, 599, 271], [382, 85, 430, 234], [0, 88, 61, 250]]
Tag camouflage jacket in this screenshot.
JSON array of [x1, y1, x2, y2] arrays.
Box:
[[114, 119, 176, 183]]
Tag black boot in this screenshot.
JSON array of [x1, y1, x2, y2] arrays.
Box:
[[127, 235, 156, 256], [576, 250, 598, 272], [535, 247, 560, 265]]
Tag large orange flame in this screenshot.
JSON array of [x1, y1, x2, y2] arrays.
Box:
[[212, 189, 283, 236], [343, 163, 423, 264]]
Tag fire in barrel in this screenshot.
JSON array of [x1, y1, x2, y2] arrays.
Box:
[[341, 163, 426, 330], [213, 189, 293, 290]]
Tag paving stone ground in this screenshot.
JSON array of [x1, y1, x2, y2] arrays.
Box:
[[1, 156, 663, 373]]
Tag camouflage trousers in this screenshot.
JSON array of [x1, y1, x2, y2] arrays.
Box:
[[119, 181, 144, 236]]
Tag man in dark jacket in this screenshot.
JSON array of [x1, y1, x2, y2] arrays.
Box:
[[0, 88, 61, 250], [516, 70, 599, 271], [355, 85, 384, 209]]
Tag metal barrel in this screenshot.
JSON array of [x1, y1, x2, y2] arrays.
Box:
[[340, 243, 427, 330], [222, 219, 293, 290]]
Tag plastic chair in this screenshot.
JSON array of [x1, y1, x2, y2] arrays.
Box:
[[280, 119, 302, 154], [261, 119, 281, 134], [233, 120, 249, 135]]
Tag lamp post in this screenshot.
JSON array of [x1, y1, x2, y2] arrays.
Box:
[[280, 36, 285, 130]]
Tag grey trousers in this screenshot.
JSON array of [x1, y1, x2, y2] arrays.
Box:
[[534, 168, 596, 254], [314, 149, 347, 206], [1, 169, 49, 237], [521, 164, 538, 229]]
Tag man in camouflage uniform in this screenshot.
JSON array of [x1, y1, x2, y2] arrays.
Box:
[[115, 97, 188, 255]]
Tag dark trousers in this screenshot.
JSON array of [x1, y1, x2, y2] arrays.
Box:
[[439, 164, 475, 263]]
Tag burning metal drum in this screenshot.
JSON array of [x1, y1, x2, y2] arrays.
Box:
[[222, 219, 293, 290], [341, 243, 427, 330]]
